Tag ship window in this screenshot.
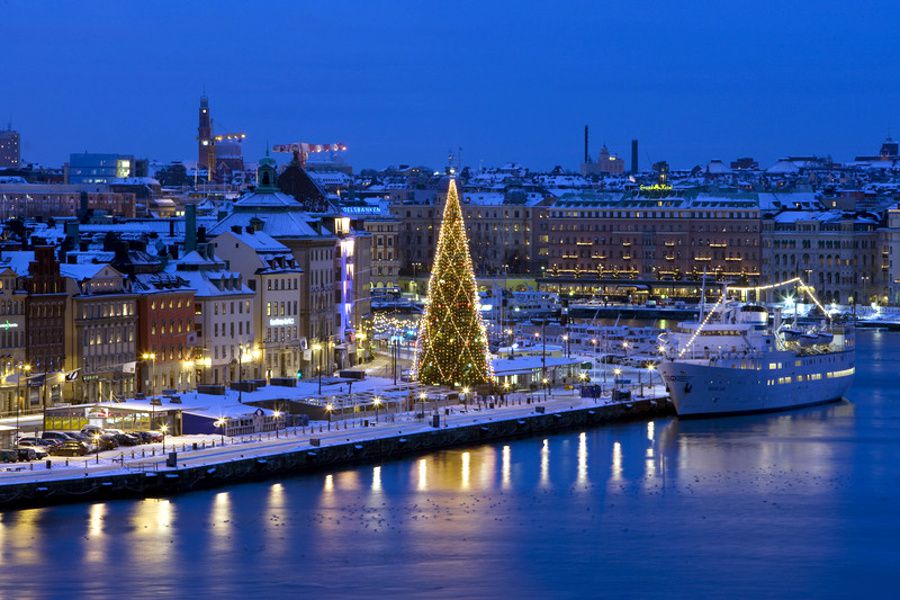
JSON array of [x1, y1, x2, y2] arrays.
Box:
[[769, 363, 777, 370]]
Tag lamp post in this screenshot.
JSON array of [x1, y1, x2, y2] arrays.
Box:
[[238, 346, 244, 404], [325, 402, 333, 431], [141, 352, 156, 397], [214, 417, 226, 445], [418, 391, 427, 419], [645, 364, 655, 397], [15, 363, 31, 446], [541, 377, 549, 402], [312, 342, 323, 395], [159, 423, 168, 452], [613, 368, 622, 394], [273, 410, 282, 438]]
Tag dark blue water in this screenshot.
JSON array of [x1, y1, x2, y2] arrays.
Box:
[[1, 330, 898, 599]]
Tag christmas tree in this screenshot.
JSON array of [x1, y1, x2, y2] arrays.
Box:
[[415, 179, 493, 387]]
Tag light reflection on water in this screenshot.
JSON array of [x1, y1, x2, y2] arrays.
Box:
[[0, 331, 898, 598]]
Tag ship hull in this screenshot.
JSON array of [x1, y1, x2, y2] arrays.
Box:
[[659, 349, 855, 418]]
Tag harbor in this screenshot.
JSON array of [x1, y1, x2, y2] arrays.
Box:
[[0, 328, 893, 599]]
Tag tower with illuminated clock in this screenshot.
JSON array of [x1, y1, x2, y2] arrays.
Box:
[[197, 94, 212, 173], [415, 179, 493, 387]]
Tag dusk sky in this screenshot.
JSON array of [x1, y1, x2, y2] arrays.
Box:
[[4, 0, 900, 171]]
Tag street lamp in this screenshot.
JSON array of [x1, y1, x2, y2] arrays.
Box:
[[461, 387, 469, 409], [141, 352, 156, 397], [325, 402, 333, 431], [159, 423, 168, 452], [312, 342, 324, 395], [373, 396, 382, 423], [214, 417, 226, 445], [613, 368, 622, 393], [541, 377, 549, 402], [644, 364, 655, 397], [273, 410, 282, 438], [15, 362, 31, 444], [418, 391, 427, 419]]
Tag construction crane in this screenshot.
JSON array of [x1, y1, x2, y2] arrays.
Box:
[[272, 142, 348, 168], [207, 132, 247, 182]]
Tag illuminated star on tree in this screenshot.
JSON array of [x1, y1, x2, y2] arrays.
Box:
[[415, 179, 492, 387]]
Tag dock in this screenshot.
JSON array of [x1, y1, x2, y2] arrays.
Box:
[[0, 391, 671, 510]]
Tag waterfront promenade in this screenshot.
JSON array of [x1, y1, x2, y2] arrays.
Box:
[[0, 385, 669, 507]]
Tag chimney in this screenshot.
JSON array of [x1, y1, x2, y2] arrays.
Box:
[[584, 126, 589, 164], [631, 139, 639, 174], [78, 191, 89, 217], [185, 204, 197, 253], [64, 221, 79, 240]]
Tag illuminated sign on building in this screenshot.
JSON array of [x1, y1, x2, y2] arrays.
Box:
[[639, 184, 673, 192], [269, 317, 296, 327]]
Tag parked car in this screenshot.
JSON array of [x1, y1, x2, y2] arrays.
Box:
[[134, 430, 164, 443], [50, 440, 89, 457], [18, 436, 60, 448], [104, 429, 141, 446], [0, 449, 18, 463], [16, 442, 49, 459], [15, 447, 38, 462], [42, 431, 75, 444], [95, 434, 119, 452]]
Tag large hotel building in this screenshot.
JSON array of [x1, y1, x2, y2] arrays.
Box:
[[539, 190, 762, 298]]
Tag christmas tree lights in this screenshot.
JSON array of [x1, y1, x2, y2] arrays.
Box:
[[415, 179, 493, 387]]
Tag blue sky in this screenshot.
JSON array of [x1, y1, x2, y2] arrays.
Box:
[[3, 0, 899, 170]]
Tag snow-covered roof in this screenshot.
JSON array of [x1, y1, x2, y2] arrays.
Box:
[[0, 251, 34, 276], [491, 355, 582, 375], [462, 192, 505, 206], [767, 160, 801, 174], [60, 262, 111, 281]]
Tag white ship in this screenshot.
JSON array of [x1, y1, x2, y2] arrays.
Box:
[[658, 284, 855, 418]]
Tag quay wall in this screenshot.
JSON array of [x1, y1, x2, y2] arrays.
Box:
[[0, 398, 671, 511]]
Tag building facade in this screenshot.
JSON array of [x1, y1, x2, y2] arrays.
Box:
[[63, 264, 138, 403], [134, 274, 196, 395], [541, 192, 762, 296], [0, 184, 136, 218], [762, 210, 887, 305], [66, 153, 140, 184], [171, 247, 256, 387], [0, 267, 26, 415], [23, 247, 67, 405], [0, 126, 20, 168], [211, 228, 304, 381]]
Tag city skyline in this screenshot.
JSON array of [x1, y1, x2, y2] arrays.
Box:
[[4, 0, 900, 170]]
